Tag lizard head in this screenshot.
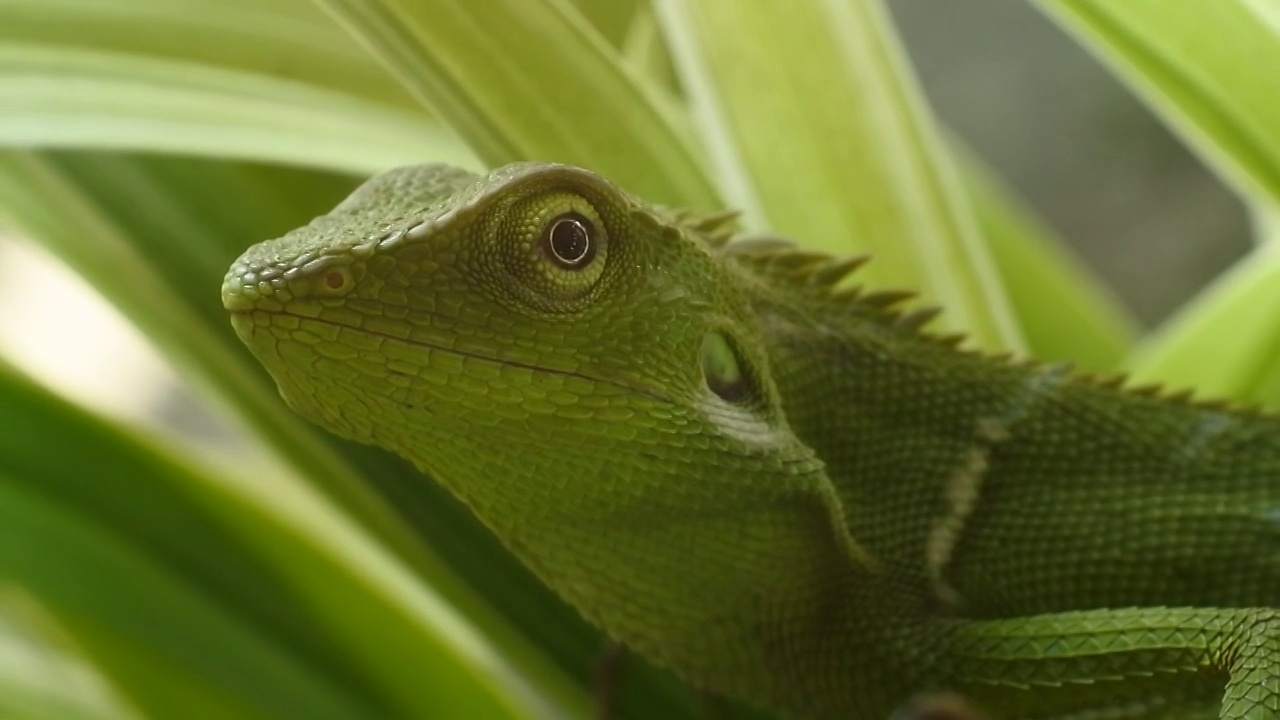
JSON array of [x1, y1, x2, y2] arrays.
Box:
[[223, 162, 857, 683]]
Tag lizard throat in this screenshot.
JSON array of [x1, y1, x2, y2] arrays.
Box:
[[232, 309, 673, 404]]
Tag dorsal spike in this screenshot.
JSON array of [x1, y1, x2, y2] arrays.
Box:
[[723, 234, 794, 255], [829, 285, 864, 303], [894, 306, 943, 332], [687, 209, 742, 246], [935, 333, 969, 348], [858, 289, 917, 310], [768, 250, 831, 271], [810, 255, 872, 287]]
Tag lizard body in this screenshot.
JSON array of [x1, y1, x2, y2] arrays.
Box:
[[223, 162, 1280, 720]]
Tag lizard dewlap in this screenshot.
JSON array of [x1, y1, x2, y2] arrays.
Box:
[[225, 161, 1280, 720]]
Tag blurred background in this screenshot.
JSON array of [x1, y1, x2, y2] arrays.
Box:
[[0, 0, 1250, 447]]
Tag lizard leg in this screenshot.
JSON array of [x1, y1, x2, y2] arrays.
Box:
[[939, 607, 1279, 719]]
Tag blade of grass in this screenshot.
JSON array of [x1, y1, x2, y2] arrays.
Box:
[[653, 0, 1022, 350], [1033, 0, 1280, 216], [311, 0, 719, 208]]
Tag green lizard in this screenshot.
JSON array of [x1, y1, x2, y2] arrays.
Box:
[[222, 161, 1280, 720]]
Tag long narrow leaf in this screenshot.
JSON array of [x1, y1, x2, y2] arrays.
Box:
[[0, 152, 442, 579], [0, 593, 142, 720], [1034, 0, 1280, 214], [1126, 242, 1280, 408], [0, 0, 472, 174], [0, 362, 573, 720], [653, 0, 1022, 350], [312, 0, 719, 208], [961, 151, 1137, 370]]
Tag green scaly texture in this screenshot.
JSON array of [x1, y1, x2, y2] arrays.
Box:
[[224, 162, 1280, 720]]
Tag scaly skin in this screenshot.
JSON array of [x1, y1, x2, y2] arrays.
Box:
[[224, 162, 1280, 720]]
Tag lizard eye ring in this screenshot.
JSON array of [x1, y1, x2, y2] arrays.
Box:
[[541, 213, 596, 269]]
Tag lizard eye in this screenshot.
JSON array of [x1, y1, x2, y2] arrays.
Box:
[[541, 212, 596, 269], [492, 190, 610, 310]]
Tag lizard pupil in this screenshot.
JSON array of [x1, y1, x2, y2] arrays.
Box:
[[543, 213, 595, 269]]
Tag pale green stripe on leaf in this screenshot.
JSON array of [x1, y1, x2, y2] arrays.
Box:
[[1034, 0, 1280, 215], [311, 0, 719, 208], [654, 0, 1022, 351], [0, 46, 471, 176], [0, 593, 142, 720], [1126, 243, 1280, 409], [0, 0, 477, 175], [0, 152, 431, 570], [1, 0, 414, 107], [622, 4, 681, 96]]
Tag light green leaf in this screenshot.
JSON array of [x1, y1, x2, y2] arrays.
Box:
[[652, 0, 1022, 350], [0, 0, 474, 174], [961, 151, 1137, 371], [311, 0, 719, 208], [0, 361, 576, 720], [1126, 243, 1280, 408], [0, 152, 438, 576], [567, 0, 644, 47], [0, 592, 142, 720], [1033, 0, 1280, 215]]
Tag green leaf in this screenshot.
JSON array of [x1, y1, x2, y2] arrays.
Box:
[[960, 151, 1137, 371], [1033, 0, 1280, 214], [0, 0, 474, 174], [0, 593, 142, 720], [0, 360, 577, 720], [652, 0, 1022, 350], [0, 152, 441, 580], [567, 0, 644, 48], [311, 0, 719, 208], [1125, 244, 1280, 408]]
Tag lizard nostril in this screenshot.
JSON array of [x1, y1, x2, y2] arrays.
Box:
[[325, 271, 347, 289]]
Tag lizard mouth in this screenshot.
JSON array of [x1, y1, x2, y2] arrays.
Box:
[[233, 309, 673, 404]]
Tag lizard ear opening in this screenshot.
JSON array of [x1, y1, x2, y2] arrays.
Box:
[[700, 331, 753, 403]]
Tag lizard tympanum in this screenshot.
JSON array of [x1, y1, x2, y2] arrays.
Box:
[[223, 162, 1280, 720]]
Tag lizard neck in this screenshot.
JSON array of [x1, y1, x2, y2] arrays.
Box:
[[370, 387, 913, 712]]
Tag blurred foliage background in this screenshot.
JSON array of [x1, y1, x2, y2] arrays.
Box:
[[0, 0, 1253, 435], [0, 0, 1274, 718]]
